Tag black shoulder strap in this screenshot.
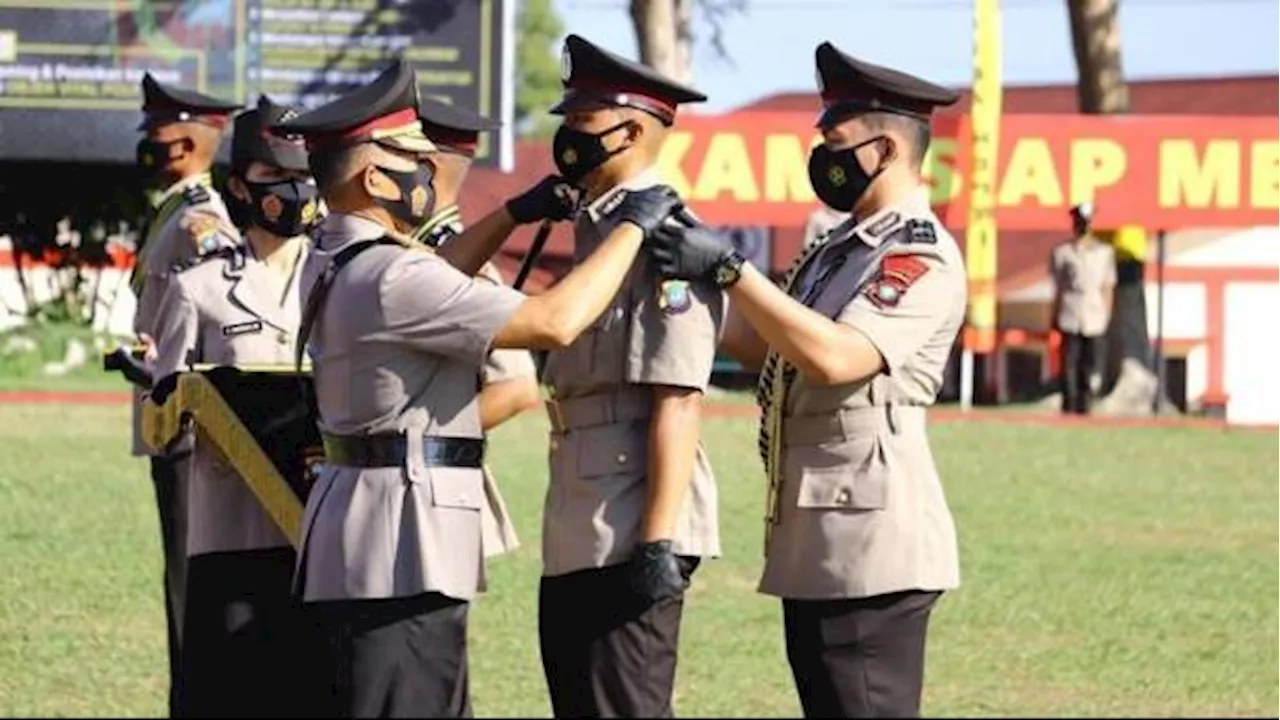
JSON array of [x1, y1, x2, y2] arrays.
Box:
[[294, 237, 401, 379]]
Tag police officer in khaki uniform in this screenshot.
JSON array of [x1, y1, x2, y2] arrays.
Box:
[[272, 58, 686, 718], [532, 35, 724, 719], [129, 72, 242, 714], [411, 97, 540, 559], [149, 95, 320, 717], [645, 42, 965, 718], [1051, 203, 1116, 414]]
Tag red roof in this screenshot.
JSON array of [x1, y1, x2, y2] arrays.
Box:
[[468, 74, 1279, 292]]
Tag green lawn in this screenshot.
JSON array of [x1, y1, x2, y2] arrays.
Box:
[[0, 403, 1275, 717]]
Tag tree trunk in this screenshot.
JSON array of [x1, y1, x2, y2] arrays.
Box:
[[629, 0, 692, 83], [1065, 0, 1129, 113]]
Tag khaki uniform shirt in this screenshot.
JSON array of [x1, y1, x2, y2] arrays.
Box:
[[1051, 238, 1117, 337], [151, 240, 308, 557], [541, 167, 725, 578], [130, 174, 240, 457], [758, 189, 965, 600], [475, 260, 536, 559], [295, 213, 524, 603]]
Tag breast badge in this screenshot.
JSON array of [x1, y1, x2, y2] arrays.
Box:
[[657, 279, 692, 315]]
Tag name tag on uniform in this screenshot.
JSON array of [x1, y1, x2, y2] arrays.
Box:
[[222, 320, 263, 338]]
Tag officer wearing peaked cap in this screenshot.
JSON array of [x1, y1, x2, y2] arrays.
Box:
[[128, 71, 242, 716], [643, 42, 965, 718], [516, 33, 725, 719], [149, 94, 319, 717], [410, 98, 539, 562], [274, 56, 687, 718]]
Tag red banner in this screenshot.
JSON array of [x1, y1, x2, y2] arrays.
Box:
[[660, 112, 1279, 230]]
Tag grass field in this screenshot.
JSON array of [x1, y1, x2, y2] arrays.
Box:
[[0, 401, 1275, 717]]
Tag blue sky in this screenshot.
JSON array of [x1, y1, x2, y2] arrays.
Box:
[[552, 0, 1280, 112]]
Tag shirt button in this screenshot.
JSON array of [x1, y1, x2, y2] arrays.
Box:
[[277, 332, 290, 345], [616, 452, 629, 464], [835, 488, 852, 506]]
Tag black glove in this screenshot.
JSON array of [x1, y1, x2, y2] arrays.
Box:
[[613, 185, 684, 236], [629, 540, 687, 604], [505, 175, 576, 224], [150, 371, 180, 405], [645, 222, 736, 282]]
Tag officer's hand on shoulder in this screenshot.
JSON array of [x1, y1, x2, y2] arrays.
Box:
[[615, 185, 683, 236], [645, 221, 735, 283], [629, 540, 687, 604], [505, 175, 576, 224]]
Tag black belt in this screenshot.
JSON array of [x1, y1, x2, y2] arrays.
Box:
[[321, 433, 485, 469]]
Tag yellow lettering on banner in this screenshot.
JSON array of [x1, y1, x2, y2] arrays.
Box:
[[1251, 140, 1279, 209], [1069, 139, 1126, 206], [763, 134, 816, 203], [997, 138, 1063, 207], [693, 133, 759, 202], [1159, 139, 1241, 208], [656, 132, 695, 197], [925, 137, 962, 204]]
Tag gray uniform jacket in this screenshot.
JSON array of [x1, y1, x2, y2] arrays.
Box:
[[130, 174, 240, 457], [295, 213, 523, 603], [541, 167, 725, 578], [151, 240, 308, 556], [758, 189, 965, 601]]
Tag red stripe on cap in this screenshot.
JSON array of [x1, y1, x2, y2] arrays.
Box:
[[305, 107, 420, 150]]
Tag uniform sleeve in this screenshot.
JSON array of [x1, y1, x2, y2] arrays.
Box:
[[482, 347, 538, 385], [152, 276, 200, 381], [1103, 246, 1118, 287], [380, 252, 526, 367], [178, 207, 240, 255], [838, 251, 960, 374], [625, 271, 725, 392]]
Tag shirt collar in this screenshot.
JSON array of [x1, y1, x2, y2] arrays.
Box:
[[582, 166, 665, 224], [154, 172, 213, 208], [313, 212, 391, 251], [840, 186, 933, 248]]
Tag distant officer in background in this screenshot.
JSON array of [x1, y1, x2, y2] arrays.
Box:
[[1050, 202, 1116, 414], [412, 96, 540, 558], [130, 72, 242, 715], [533, 35, 724, 718], [150, 95, 320, 717], [273, 58, 684, 717], [644, 42, 965, 718]]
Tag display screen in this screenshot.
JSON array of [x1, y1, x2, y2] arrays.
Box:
[[0, 0, 509, 166]]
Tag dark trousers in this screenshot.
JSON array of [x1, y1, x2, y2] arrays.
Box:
[[301, 592, 472, 719], [538, 557, 699, 718], [783, 590, 941, 719], [1060, 332, 1099, 414], [150, 454, 190, 717], [177, 547, 301, 718]]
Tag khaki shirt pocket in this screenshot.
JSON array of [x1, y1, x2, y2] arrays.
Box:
[[427, 467, 486, 511], [785, 436, 889, 511], [574, 424, 649, 480]]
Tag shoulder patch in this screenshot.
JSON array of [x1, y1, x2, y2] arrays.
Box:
[[170, 245, 239, 274], [182, 184, 212, 206], [862, 254, 931, 309], [903, 218, 937, 244]]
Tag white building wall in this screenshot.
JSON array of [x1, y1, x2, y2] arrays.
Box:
[[1222, 281, 1280, 426]]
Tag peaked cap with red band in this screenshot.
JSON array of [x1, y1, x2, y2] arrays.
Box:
[[814, 41, 958, 129], [231, 95, 309, 172], [137, 73, 241, 131], [267, 57, 436, 155], [418, 96, 501, 157], [550, 34, 706, 127]]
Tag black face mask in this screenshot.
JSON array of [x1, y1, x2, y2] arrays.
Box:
[[243, 177, 321, 238], [807, 137, 891, 213], [135, 137, 189, 178], [373, 164, 435, 230], [552, 121, 633, 186]]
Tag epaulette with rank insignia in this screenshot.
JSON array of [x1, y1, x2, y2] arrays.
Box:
[[183, 184, 213, 207], [903, 218, 937, 244], [170, 245, 240, 274]]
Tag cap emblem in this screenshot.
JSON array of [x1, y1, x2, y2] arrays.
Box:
[[560, 46, 573, 83]]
